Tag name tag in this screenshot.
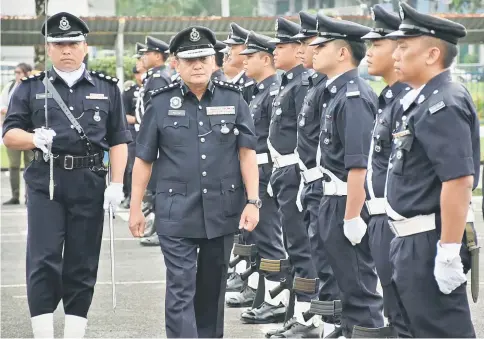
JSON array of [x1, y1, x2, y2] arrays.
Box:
[[86, 93, 108, 100], [270, 90, 279, 96], [393, 130, 411, 138], [168, 110, 185, 116], [35, 93, 53, 99], [429, 101, 446, 114], [206, 106, 235, 115]]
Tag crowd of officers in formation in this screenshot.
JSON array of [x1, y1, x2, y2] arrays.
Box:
[[1, 1, 479, 338]]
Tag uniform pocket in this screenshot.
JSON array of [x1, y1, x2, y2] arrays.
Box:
[[162, 116, 190, 146], [82, 100, 109, 129], [209, 115, 236, 144], [220, 176, 245, 217], [321, 113, 333, 148], [156, 180, 187, 221], [392, 132, 414, 176]]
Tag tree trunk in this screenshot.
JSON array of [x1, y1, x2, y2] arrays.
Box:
[[34, 0, 46, 70]]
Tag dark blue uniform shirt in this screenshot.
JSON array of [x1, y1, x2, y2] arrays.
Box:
[[136, 79, 257, 239], [297, 71, 328, 169], [365, 82, 410, 199], [123, 84, 140, 131], [232, 71, 256, 104], [386, 70, 480, 218], [269, 64, 309, 155], [319, 68, 377, 182], [2, 69, 132, 155], [211, 69, 227, 82], [143, 65, 171, 103]]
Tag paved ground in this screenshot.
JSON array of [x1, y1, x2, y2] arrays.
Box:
[[1, 172, 484, 338]]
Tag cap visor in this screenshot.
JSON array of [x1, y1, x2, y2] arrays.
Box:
[[309, 37, 335, 46], [361, 31, 386, 40], [223, 38, 243, 45], [268, 37, 281, 43], [386, 30, 422, 40], [292, 33, 317, 40], [177, 48, 216, 59], [46, 35, 85, 43], [219, 46, 229, 54], [239, 48, 260, 55]]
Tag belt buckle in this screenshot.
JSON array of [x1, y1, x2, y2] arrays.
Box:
[[64, 155, 74, 170]]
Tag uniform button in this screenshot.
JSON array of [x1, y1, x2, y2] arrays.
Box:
[[251, 114, 254, 118], [202, 171, 207, 176], [200, 137, 205, 143], [252, 95, 256, 99], [221, 120, 225, 123], [198, 105, 203, 109], [433, 90, 439, 94], [281, 86, 285, 90], [70, 125, 74, 129], [199, 121, 203, 126], [389, 163, 393, 169], [69, 106, 74, 110], [174, 121, 178, 126], [231, 184, 235, 188], [201, 154, 206, 159], [69, 89, 73, 93], [323, 103, 327, 108], [203, 189, 207, 194], [378, 109, 382, 113], [169, 189, 173, 193]]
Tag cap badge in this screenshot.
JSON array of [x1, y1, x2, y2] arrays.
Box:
[[245, 35, 250, 45], [370, 7, 375, 21], [275, 19, 279, 32], [316, 19, 319, 31], [59, 16, 71, 31], [190, 28, 201, 42], [170, 96, 182, 109], [399, 4, 405, 20]]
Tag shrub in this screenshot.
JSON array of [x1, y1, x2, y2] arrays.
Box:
[[88, 56, 137, 82]]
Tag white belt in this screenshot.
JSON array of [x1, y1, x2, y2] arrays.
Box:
[[321, 168, 347, 196], [135, 123, 140, 132], [301, 167, 324, 184], [388, 204, 475, 238], [365, 198, 386, 216], [257, 153, 270, 165], [272, 153, 299, 169]]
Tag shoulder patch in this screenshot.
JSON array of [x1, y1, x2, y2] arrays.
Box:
[[427, 91, 446, 115], [301, 72, 310, 86], [269, 82, 280, 96], [89, 71, 119, 84], [214, 80, 243, 92], [150, 82, 180, 98], [346, 81, 360, 98]]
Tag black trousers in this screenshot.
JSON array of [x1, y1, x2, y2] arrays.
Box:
[[389, 229, 475, 338], [159, 233, 233, 338], [25, 162, 105, 318]]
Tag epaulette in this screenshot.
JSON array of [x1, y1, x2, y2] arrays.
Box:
[[89, 71, 119, 84], [21, 71, 44, 82], [269, 82, 280, 97], [213, 79, 243, 92], [301, 71, 310, 86], [150, 81, 181, 98], [244, 80, 255, 88], [171, 73, 180, 82], [124, 84, 136, 92], [427, 91, 446, 115], [346, 80, 360, 98]]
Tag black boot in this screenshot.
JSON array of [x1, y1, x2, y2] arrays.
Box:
[[241, 302, 286, 324], [226, 285, 256, 307]]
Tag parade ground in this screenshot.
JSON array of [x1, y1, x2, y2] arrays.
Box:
[[1, 173, 484, 338]]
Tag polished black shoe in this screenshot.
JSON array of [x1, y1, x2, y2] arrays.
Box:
[[226, 286, 256, 308], [324, 326, 343, 338], [140, 233, 160, 246], [143, 213, 156, 237], [270, 321, 321, 338], [241, 301, 286, 324], [3, 198, 20, 205], [265, 317, 298, 338], [226, 272, 244, 292]]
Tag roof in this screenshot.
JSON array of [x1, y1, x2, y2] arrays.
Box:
[[1, 14, 483, 46]]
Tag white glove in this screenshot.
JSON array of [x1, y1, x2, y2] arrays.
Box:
[[103, 183, 124, 212], [343, 216, 367, 246], [33, 128, 56, 154], [434, 241, 467, 294]]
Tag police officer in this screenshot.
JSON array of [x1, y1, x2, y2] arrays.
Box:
[[129, 26, 260, 338], [2, 12, 131, 338], [292, 11, 342, 338], [265, 16, 320, 338], [212, 40, 228, 81], [384, 2, 478, 337], [310, 13, 384, 337], [226, 31, 288, 322], [223, 23, 256, 103], [121, 64, 146, 209], [355, 5, 412, 338]]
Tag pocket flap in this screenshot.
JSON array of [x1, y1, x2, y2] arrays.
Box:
[[221, 177, 243, 193], [82, 100, 109, 113], [373, 123, 391, 141], [396, 134, 414, 151], [158, 180, 187, 196], [209, 115, 236, 126], [163, 116, 190, 129]]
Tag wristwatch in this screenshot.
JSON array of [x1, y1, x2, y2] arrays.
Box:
[[247, 198, 262, 209]]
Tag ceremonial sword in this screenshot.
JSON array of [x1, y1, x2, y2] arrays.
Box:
[[106, 159, 117, 311]]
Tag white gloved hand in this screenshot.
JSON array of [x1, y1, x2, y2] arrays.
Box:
[[103, 183, 124, 212], [343, 216, 368, 246], [434, 241, 467, 294], [33, 128, 56, 154]]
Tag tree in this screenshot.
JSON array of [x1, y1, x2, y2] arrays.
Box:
[[34, 0, 46, 69], [449, 0, 483, 12]]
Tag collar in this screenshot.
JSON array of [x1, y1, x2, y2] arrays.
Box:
[[254, 74, 279, 94], [179, 79, 215, 98], [380, 81, 409, 104], [281, 64, 306, 85], [231, 70, 245, 84], [309, 72, 327, 87], [401, 84, 425, 112], [324, 68, 359, 97], [412, 70, 452, 107], [326, 73, 342, 87], [51, 63, 93, 87]]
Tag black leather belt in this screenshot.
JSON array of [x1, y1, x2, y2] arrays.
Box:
[[33, 150, 104, 170]]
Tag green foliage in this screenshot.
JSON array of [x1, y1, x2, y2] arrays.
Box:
[[449, 0, 483, 13], [88, 57, 137, 82], [462, 54, 479, 64]]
